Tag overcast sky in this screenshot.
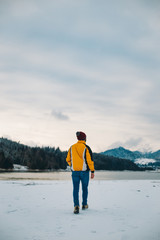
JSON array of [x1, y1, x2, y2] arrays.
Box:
[[0, 0, 160, 152]]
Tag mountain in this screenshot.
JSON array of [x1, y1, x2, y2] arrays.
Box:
[[150, 150, 160, 160], [102, 146, 160, 168], [102, 147, 140, 161]]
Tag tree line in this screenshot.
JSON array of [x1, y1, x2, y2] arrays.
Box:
[[0, 137, 141, 171]]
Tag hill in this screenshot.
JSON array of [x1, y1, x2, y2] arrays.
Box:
[[102, 147, 140, 160]]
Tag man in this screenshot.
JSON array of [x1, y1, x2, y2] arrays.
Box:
[[66, 131, 95, 214]]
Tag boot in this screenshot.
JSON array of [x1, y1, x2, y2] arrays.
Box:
[[74, 206, 79, 214], [82, 204, 88, 210]]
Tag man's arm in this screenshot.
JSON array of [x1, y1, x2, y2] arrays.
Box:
[[66, 147, 71, 167]]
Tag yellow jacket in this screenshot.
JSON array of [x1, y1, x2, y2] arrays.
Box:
[[66, 140, 95, 172]]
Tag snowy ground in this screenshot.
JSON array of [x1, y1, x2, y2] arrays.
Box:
[[0, 179, 160, 240]]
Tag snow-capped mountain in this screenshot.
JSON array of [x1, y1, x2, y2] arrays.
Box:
[[102, 147, 160, 167], [102, 147, 140, 161]]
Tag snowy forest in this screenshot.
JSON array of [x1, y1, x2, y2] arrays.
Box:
[[0, 138, 141, 171]]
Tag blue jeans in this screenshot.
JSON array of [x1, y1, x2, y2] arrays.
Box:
[[72, 171, 89, 207]]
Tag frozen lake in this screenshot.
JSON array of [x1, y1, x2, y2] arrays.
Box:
[[0, 170, 160, 180]]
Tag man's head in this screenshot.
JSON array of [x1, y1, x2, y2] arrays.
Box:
[[76, 131, 86, 141]]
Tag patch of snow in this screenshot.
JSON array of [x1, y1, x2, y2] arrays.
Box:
[[65, 166, 71, 172], [13, 164, 28, 171], [135, 158, 156, 165]]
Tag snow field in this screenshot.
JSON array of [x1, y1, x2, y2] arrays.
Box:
[[0, 180, 160, 240]]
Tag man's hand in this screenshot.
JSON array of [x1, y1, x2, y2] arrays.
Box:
[[91, 172, 94, 179]]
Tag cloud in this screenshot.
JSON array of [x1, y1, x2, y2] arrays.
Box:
[[108, 138, 153, 152], [51, 110, 69, 121], [0, 0, 160, 152]]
